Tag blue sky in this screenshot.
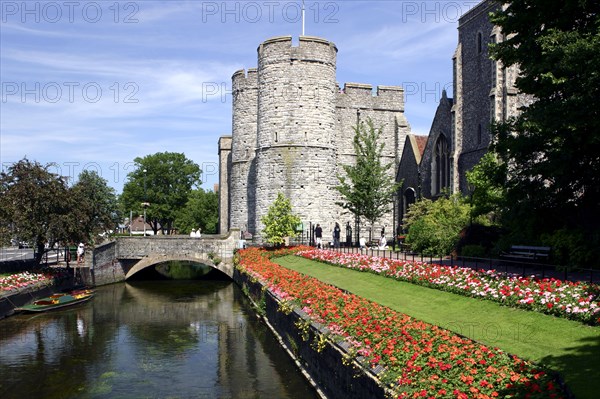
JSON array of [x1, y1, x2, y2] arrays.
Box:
[[1, 0, 480, 193]]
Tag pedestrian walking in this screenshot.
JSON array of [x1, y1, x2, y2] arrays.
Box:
[[315, 224, 323, 249]]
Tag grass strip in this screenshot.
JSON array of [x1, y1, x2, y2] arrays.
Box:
[[275, 255, 600, 399]]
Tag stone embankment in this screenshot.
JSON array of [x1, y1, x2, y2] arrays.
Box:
[[234, 269, 390, 399], [0, 275, 75, 319]]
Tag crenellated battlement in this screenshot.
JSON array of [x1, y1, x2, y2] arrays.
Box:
[[337, 83, 405, 112], [258, 35, 337, 68], [232, 68, 258, 91]]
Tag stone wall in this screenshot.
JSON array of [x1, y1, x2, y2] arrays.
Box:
[[89, 240, 126, 286], [420, 92, 454, 199], [396, 135, 423, 223], [218, 136, 232, 234], [235, 269, 390, 399], [454, 0, 497, 194]]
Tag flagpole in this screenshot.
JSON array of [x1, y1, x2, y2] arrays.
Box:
[[302, 0, 305, 36]]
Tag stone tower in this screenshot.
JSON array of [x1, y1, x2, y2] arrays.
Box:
[[254, 36, 339, 241], [222, 35, 411, 242], [230, 68, 258, 234]]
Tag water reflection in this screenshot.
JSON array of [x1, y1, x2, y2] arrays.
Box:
[[0, 281, 318, 399]]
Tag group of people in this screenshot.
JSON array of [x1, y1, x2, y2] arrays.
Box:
[[314, 223, 388, 250], [189, 228, 202, 238], [314, 223, 342, 249]]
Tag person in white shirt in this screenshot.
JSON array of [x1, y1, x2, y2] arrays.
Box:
[[378, 234, 387, 250], [77, 242, 85, 264]]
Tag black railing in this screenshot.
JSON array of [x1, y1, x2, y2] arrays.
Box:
[[323, 245, 599, 284]]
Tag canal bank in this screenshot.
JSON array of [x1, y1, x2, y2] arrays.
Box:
[[1, 246, 386, 399], [0, 272, 76, 319], [234, 268, 391, 399]]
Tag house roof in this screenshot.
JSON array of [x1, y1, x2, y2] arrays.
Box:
[[127, 216, 157, 232], [409, 134, 429, 165]]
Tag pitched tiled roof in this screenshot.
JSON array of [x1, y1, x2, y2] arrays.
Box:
[[408, 134, 429, 165]]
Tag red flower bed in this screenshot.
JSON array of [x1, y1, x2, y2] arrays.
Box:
[[237, 247, 567, 399], [297, 249, 600, 326]]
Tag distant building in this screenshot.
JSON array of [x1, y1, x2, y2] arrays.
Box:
[[127, 216, 156, 236]]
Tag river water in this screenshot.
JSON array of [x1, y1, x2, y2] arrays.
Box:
[[0, 279, 319, 399]]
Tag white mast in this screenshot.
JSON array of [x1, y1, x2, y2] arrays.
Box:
[[302, 0, 305, 36]]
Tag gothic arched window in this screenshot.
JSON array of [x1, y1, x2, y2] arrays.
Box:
[[432, 135, 450, 195]]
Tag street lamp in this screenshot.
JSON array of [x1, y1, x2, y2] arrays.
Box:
[[143, 168, 148, 236], [141, 202, 150, 236], [392, 192, 398, 250]]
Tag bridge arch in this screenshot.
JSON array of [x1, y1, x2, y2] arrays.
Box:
[[125, 253, 231, 280]]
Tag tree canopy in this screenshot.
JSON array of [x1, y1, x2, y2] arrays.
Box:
[[71, 170, 119, 244], [0, 159, 118, 263], [120, 152, 202, 234], [335, 118, 400, 231], [175, 188, 219, 234], [490, 0, 600, 233]]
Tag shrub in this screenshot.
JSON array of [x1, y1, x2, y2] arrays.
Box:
[[541, 228, 600, 269], [404, 195, 471, 256], [460, 244, 487, 258]]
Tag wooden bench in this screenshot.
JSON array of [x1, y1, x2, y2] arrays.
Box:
[[368, 239, 381, 248], [500, 245, 551, 262]]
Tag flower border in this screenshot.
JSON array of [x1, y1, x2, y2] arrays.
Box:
[[237, 247, 568, 399], [298, 249, 600, 326]]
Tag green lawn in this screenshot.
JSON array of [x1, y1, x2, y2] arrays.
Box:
[[275, 255, 600, 399]]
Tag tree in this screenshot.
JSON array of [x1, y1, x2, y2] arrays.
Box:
[[120, 152, 201, 235], [0, 159, 72, 263], [261, 193, 301, 246], [175, 189, 219, 234], [490, 0, 600, 235], [335, 118, 400, 236], [465, 152, 506, 224], [71, 170, 119, 244], [403, 195, 471, 256]]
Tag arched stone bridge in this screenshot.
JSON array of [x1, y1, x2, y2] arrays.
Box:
[[91, 230, 240, 282]]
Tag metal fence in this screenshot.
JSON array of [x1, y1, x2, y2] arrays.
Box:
[[0, 247, 34, 263], [324, 245, 599, 284]]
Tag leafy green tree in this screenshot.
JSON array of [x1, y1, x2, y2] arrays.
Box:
[[71, 170, 119, 244], [0, 159, 72, 263], [175, 189, 219, 234], [120, 152, 201, 235], [261, 193, 301, 246], [490, 0, 600, 236], [403, 195, 471, 256], [335, 118, 400, 236], [465, 152, 506, 224]]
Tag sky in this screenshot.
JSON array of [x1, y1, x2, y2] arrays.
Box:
[[1, 0, 482, 193]]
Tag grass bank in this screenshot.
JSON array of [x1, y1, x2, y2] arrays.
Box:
[[275, 255, 600, 399]]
